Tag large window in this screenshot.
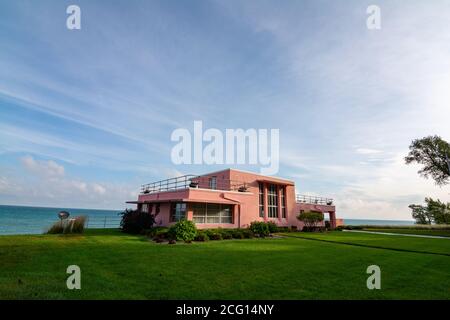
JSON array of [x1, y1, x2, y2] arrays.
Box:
[[192, 203, 233, 224], [258, 182, 265, 217], [281, 187, 286, 218], [267, 184, 279, 218], [170, 203, 186, 222]]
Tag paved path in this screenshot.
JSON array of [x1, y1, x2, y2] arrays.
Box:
[[343, 229, 450, 239]]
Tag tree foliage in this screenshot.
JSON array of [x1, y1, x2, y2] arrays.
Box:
[[405, 135, 450, 186], [409, 198, 450, 225], [120, 209, 156, 234], [297, 211, 324, 229]]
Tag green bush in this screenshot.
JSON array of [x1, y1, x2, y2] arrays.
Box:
[[241, 229, 254, 239], [221, 231, 233, 239], [168, 220, 197, 242], [249, 221, 270, 237], [231, 230, 245, 239], [208, 232, 223, 240], [194, 231, 209, 242], [152, 229, 169, 242], [120, 209, 156, 234], [146, 227, 168, 238], [267, 221, 279, 233], [297, 211, 324, 231]]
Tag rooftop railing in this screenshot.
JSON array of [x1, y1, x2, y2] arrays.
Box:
[[140, 175, 248, 194], [296, 195, 334, 206]]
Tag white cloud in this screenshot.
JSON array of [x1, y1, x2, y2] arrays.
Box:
[[8, 156, 136, 209], [21, 155, 65, 177]]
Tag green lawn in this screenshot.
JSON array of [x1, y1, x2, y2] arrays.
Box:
[[361, 228, 450, 238], [0, 229, 449, 299]]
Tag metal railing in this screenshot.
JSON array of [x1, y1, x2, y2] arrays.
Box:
[[85, 216, 121, 229], [296, 195, 334, 206], [140, 175, 248, 194]]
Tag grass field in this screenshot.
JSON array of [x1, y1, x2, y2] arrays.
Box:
[[361, 228, 450, 237], [0, 229, 449, 299]]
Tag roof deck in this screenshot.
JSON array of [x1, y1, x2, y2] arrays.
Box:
[[139, 174, 333, 206], [296, 194, 333, 206], [140, 175, 249, 194]]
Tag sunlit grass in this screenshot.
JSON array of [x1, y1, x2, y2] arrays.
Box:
[[0, 229, 449, 299]]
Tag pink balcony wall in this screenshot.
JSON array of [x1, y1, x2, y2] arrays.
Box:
[[131, 169, 338, 230]]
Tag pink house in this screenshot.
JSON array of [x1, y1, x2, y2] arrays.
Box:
[[127, 168, 340, 230]]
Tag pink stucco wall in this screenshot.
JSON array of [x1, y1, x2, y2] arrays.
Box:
[[134, 169, 337, 230]]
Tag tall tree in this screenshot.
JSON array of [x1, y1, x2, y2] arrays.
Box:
[[405, 135, 450, 186]]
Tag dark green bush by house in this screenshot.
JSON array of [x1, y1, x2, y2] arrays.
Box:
[[120, 209, 156, 234], [208, 232, 223, 240], [241, 229, 254, 238], [231, 230, 245, 239], [194, 231, 209, 242], [249, 221, 270, 237], [168, 219, 197, 242], [267, 221, 279, 233]]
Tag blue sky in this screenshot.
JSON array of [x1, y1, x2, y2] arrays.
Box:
[[1, 0, 449, 219]]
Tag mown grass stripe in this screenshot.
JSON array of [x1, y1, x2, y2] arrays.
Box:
[[281, 234, 450, 257]]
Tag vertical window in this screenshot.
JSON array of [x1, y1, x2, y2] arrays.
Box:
[[141, 204, 148, 213], [209, 176, 217, 190], [281, 187, 286, 218], [258, 182, 265, 217], [267, 184, 279, 218], [170, 203, 186, 222]]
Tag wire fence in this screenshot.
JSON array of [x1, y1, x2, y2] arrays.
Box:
[[85, 216, 122, 229]]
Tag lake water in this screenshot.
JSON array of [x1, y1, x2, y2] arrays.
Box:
[[0, 205, 416, 235], [0, 205, 122, 235]]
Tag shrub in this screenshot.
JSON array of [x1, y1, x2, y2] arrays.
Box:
[[302, 226, 326, 232], [297, 211, 324, 231], [71, 216, 87, 233], [249, 221, 270, 237], [241, 229, 254, 239], [146, 227, 168, 238], [208, 232, 223, 240], [46, 216, 87, 234], [152, 229, 169, 242], [120, 209, 156, 234], [194, 231, 209, 242], [231, 230, 245, 239], [168, 220, 197, 242], [221, 231, 233, 239], [266, 221, 279, 233], [46, 221, 64, 234]]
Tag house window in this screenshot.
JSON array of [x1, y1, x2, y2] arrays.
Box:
[[209, 176, 217, 190], [281, 187, 286, 218], [192, 203, 233, 224], [170, 203, 186, 222], [267, 184, 278, 218], [258, 182, 265, 217], [141, 204, 149, 213]]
